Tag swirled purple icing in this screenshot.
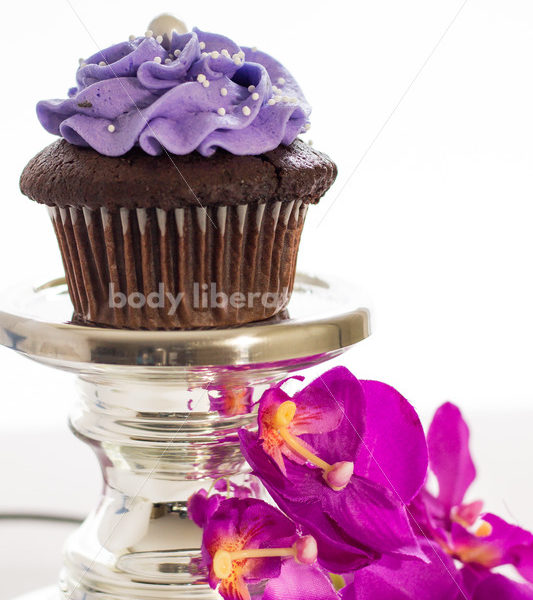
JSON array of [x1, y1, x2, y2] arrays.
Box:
[[37, 28, 311, 157]]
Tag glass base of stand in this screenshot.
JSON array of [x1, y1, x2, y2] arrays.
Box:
[[0, 273, 370, 600]]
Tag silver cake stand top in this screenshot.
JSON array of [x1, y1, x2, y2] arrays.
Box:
[[0, 273, 370, 374]]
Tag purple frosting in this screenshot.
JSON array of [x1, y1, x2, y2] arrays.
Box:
[[37, 28, 311, 157]]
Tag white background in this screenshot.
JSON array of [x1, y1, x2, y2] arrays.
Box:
[[1, 0, 533, 597]]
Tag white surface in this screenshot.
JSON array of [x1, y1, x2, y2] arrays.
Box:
[[0, 522, 73, 600], [1, 0, 533, 596], [9, 587, 57, 600]]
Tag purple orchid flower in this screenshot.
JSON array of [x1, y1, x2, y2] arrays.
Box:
[[410, 402, 533, 581], [471, 574, 533, 600], [239, 366, 428, 573], [201, 497, 332, 600]]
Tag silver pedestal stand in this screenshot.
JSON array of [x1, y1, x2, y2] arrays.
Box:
[[0, 273, 369, 600]]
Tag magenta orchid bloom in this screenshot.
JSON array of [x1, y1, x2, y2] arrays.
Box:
[[410, 402, 533, 580], [239, 367, 428, 573], [201, 497, 334, 600]]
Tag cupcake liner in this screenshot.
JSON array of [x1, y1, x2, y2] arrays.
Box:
[[48, 200, 308, 329]]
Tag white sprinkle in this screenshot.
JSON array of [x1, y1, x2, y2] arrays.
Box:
[[199, 41, 206, 50], [217, 107, 226, 116], [248, 85, 255, 92], [267, 98, 276, 106], [242, 106, 251, 116], [252, 92, 259, 100], [211, 50, 220, 59], [128, 35, 135, 42], [156, 35, 163, 44], [165, 58, 172, 64], [145, 30, 153, 38], [98, 61, 106, 66], [221, 49, 230, 58], [290, 97, 298, 103], [272, 85, 280, 93], [154, 56, 162, 63], [233, 54, 242, 65], [277, 77, 286, 85], [203, 80, 210, 88], [220, 87, 228, 96], [107, 124, 115, 132], [238, 50, 245, 59], [197, 73, 206, 83], [274, 94, 282, 102], [304, 122, 311, 130], [282, 95, 290, 103], [174, 49, 181, 57], [251, 46, 258, 52], [201, 52, 208, 58]]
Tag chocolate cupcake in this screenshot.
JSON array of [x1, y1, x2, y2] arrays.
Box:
[[20, 17, 337, 329]]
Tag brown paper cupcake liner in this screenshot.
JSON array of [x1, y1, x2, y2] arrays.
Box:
[[48, 200, 309, 329]]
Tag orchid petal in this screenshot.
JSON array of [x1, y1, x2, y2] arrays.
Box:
[[354, 380, 428, 504], [299, 366, 366, 465], [515, 545, 533, 584], [341, 541, 466, 600], [321, 474, 424, 560], [291, 367, 350, 435], [219, 578, 251, 600], [427, 403, 476, 510], [473, 574, 533, 600], [409, 488, 449, 537], [187, 488, 223, 528], [263, 561, 339, 600]]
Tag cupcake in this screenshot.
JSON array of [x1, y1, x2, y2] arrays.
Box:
[[20, 16, 337, 329]]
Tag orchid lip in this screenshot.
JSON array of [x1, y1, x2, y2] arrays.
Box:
[[274, 400, 354, 490], [212, 536, 318, 579]]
